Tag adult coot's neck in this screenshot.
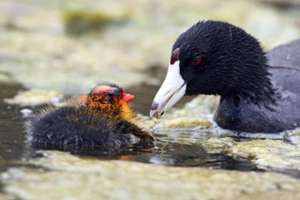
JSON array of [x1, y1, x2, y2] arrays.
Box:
[[218, 48, 276, 106], [215, 25, 277, 106]]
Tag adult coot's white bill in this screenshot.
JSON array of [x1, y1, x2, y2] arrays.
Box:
[[150, 21, 300, 133]]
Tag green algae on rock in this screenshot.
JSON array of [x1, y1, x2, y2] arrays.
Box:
[[1, 151, 300, 200], [63, 9, 131, 35], [149, 95, 219, 129], [226, 139, 300, 173], [157, 118, 212, 129], [201, 137, 236, 154]]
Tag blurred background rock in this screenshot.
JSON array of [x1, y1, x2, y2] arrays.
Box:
[[0, 0, 300, 108]]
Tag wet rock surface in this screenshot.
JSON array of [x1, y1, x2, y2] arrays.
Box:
[[157, 118, 212, 129], [157, 96, 300, 175], [4, 89, 63, 106], [227, 139, 300, 173], [1, 152, 300, 200]]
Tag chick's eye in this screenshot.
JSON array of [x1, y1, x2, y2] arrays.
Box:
[[191, 56, 203, 66], [104, 94, 113, 102]]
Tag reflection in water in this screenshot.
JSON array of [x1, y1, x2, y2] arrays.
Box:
[[22, 131, 260, 171], [119, 132, 260, 171], [0, 83, 25, 172]]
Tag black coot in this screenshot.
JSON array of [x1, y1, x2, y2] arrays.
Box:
[[150, 21, 300, 133]]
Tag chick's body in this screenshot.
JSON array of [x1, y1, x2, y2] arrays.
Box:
[[26, 85, 153, 156]]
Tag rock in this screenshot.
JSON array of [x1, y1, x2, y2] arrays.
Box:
[[169, 96, 220, 118], [0, 73, 14, 83], [1, 151, 300, 200], [173, 128, 300, 174], [157, 118, 212, 129], [4, 89, 63, 106], [226, 139, 300, 173], [149, 95, 218, 129], [63, 9, 131, 35], [153, 93, 300, 175], [0, 194, 14, 200], [202, 137, 236, 154], [131, 114, 158, 130]]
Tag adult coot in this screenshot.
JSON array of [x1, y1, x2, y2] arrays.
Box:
[[150, 20, 300, 133], [26, 84, 154, 155]]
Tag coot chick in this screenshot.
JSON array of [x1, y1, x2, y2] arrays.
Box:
[[150, 20, 300, 133], [27, 84, 154, 156]]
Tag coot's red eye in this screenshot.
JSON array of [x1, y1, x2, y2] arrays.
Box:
[[191, 56, 203, 66], [170, 48, 180, 64]]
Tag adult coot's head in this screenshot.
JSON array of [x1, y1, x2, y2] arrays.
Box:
[[150, 20, 274, 118]]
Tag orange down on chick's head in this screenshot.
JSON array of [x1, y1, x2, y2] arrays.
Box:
[[79, 84, 136, 121]]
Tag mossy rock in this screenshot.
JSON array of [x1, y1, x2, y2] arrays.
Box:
[[159, 118, 212, 129], [63, 10, 130, 35]]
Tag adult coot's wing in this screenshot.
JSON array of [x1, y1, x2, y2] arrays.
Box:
[[266, 39, 300, 94], [267, 39, 300, 128], [267, 39, 300, 69]]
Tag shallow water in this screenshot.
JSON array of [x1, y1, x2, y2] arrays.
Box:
[[0, 83, 25, 173], [0, 81, 261, 174], [123, 136, 260, 171]]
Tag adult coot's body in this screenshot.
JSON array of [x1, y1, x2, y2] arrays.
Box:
[[27, 84, 154, 155], [150, 21, 300, 133]]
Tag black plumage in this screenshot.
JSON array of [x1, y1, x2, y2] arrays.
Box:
[[153, 20, 300, 133], [26, 85, 154, 155]]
